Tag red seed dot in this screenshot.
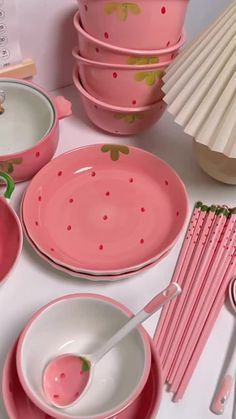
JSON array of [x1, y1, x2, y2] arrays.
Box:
[[106, 191, 110, 196], [60, 373, 66, 379], [161, 6, 166, 14], [35, 221, 39, 226], [74, 391, 80, 398], [38, 196, 42, 202], [84, 4, 88, 11], [165, 180, 169, 186], [58, 171, 62, 176], [129, 178, 134, 183], [94, 105, 98, 109], [91, 171, 96, 177], [103, 215, 108, 220], [95, 47, 99, 53], [176, 211, 179, 216], [67, 225, 72, 231], [166, 41, 170, 47], [50, 248, 55, 252], [99, 244, 104, 250], [53, 395, 59, 399], [69, 198, 74, 203], [113, 72, 118, 78], [140, 238, 144, 244], [35, 151, 40, 158], [104, 32, 109, 39], [141, 208, 145, 212], [132, 100, 137, 105], [171, 53, 175, 59]]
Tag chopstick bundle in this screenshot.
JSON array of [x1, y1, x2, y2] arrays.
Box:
[[154, 204, 236, 400]]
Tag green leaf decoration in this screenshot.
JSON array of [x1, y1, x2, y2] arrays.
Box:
[[7, 163, 14, 174], [105, 2, 118, 15], [135, 72, 149, 81], [0, 157, 23, 174], [149, 57, 159, 64], [128, 56, 159, 65], [101, 144, 130, 160], [155, 70, 165, 79], [117, 4, 128, 20], [146, 72, 156, 86], [127, 3, 141, 15], [80, 357, 91, 372]]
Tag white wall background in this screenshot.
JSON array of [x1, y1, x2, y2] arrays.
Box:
[[16, 0, 231, 91]]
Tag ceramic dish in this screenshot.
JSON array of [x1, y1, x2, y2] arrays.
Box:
[[3, 336, 162, 419], [22, 144, 188, 275], [16, 294, 152, 419], [74, 11, 185, 64], [21, 208, 168, 280], [73, 69, 166, 135], [0, 172, 22, 285], [73, 48, 169, 107], [0, 79, 72, 182], [78, 0, 188, 50]]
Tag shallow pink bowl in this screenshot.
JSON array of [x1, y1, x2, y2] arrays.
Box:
[[78, 0, 189, 50], [73, 68, 166, 135], [73, 48, 171, 107], [74, 11, 185, 64]]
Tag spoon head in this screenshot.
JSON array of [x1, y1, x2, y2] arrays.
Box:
[[43, 354, 91, 408], [229, 278, 236, 313]]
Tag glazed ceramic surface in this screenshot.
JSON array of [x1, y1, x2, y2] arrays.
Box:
[[16, 294, 151, 419], [74, 12, 184, 64], [78, 0, 188, 50], [73, 48, 169, 107], [21, 209, 168, 281], [193, 140, 236, 185], [0, 173, 22, 285], [3, 336, 162, 419], [0, 79, 72, 182], [73, 70, 166, 135], [22, 144, 188, 274]]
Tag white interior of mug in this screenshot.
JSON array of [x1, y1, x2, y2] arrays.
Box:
[[0, 80, 55, 156]]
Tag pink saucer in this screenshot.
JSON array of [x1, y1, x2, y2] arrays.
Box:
[[22, 145, 188, 274], [2, 339, 162, 419]]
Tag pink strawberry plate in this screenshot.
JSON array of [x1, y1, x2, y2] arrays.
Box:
[[2, 338, 162, 419], [22, 144, 188, 274]]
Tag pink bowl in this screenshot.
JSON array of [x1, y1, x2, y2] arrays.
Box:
[[74, 11, 185, 64], [78, 0, 189, 50], [73, 48, 171, 107], [73, 68, 166, 135]]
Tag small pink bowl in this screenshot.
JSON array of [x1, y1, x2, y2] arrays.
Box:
[[78, 0, 189, 50], [74, 11, 185, 64], [73, 48, 171, 107], [73, 67, 166, 135]]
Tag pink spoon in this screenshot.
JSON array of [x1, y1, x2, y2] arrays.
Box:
[[43, 283, 181, 408]]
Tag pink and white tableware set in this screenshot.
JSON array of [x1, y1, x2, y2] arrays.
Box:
[[72, 1, 189, 134]]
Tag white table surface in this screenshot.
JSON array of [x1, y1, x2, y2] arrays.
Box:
[[0, 84, 236, 419]]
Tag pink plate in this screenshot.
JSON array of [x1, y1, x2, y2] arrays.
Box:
[[2, 338, 162, 419], [22, 145, 188, 274], [21, 207, 168, 280]]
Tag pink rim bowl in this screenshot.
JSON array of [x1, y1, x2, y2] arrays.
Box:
[[0, 78, 72, 183], [3, 336, 162, 419], [78, 0, 189, 50], [74, 11, 185, 64], [73, 48, 171, 107], [73, 68, 166, 134], [16, 294, 152, 419]]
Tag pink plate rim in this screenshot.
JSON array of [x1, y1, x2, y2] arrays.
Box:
[[73, 11, 186, 56], [16, 293, 152, 419], [22, 144, 189, 274]]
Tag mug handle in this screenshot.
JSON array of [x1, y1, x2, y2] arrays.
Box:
[[0, 172, 15, 200]]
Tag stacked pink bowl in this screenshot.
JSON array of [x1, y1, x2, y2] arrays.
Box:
[[73, 1, 189, 135]]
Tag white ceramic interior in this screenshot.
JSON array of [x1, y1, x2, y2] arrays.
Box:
[[0, 80, 55, 155], [17, 295, 150, 418]]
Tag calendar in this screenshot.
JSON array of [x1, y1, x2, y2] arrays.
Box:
[[0, 0, 22, 69]]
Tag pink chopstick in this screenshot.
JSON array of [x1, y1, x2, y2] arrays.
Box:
[[173, 245, 236, 401], [158, 205, 212, 362], [154, 202, 203, 349], [163, 206, 222, 378], [170, 212, 235, 391]]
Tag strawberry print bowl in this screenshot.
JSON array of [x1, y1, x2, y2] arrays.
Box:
[[0, 78, 72, 183], [22, 143, 188, 275], [73, 68, 166, 135], [74, 11, 185, 64], [73, 48, 170, 107], [78, 0, 189, 50], [16, 294, 152, 419]]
